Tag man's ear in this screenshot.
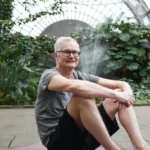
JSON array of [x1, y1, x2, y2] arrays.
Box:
[[53, 52, 57, 60]]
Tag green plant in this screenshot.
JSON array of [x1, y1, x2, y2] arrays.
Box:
[[0, 42, 34, 104], [120, 78, 150, 104], [0, 0, 69, 33], [100, 21, 150, 82], [69, 19, 150, 105], [71, 20, 150, 83], [0, 0, 14, 33], [1, 19, 150, 105], [0, 32, 56, 105], [0, 32, 56, 71]]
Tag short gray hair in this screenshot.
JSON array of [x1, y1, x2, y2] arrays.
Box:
[[54, 37, 78, 52]]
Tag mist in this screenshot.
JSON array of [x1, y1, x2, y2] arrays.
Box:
[[78, 39, 107, 76]]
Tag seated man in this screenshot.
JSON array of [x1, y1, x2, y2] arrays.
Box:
[[35, 37, 150, 150]]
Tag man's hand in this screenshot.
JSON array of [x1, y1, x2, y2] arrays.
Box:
[[114, 91, 135, 106]]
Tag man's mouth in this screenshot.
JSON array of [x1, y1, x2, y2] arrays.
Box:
[[66, 61, 75, 62]]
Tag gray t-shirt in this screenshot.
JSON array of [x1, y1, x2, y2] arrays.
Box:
[[35, 67, 100, 146]]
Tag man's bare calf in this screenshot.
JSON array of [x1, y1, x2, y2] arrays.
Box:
[[67, 94, 150, 150], [67, 95, 120, 150]]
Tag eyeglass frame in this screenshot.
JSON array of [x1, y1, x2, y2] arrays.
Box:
[[56, 50, 81, 57]]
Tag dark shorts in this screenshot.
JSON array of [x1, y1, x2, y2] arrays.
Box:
[[47, 103, 119, 150]]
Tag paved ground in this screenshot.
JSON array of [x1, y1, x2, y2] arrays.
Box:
[[0, 106, 150, 150]]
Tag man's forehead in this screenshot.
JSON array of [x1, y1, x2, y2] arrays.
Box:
[[62, 40, 78, 45], [60, 40, 79, 48]]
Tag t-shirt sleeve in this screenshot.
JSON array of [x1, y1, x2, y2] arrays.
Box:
[[75, 70, 100, 83], [39, 69, 59, 91]]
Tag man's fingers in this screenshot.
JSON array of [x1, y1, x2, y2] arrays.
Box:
[[127, 94, 134, 106], [130, 95, 135, 104], [113, 99, 117, 103], [126, 100, 130, 107], [119, 103, 127, 110], [130, 94, 135, 101], [119, 103, 122, 110]]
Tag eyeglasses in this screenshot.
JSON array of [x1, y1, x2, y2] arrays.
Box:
[[57, 50, 81, 57]]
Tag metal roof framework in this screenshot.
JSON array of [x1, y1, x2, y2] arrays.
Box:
[[9, 0, 150, 37]]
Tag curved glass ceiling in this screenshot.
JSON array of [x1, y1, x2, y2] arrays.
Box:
[[144, 0, 150, 8], [11, 0, 150, 37]]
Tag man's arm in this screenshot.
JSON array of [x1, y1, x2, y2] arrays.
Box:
[[97, 77, 133, 95], [47, 75, 134, 105]]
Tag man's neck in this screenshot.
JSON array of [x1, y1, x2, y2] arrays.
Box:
[[56, 66, 74, 79]]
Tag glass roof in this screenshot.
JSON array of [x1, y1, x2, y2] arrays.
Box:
[[144, 0, 150, 8], [10, 0, 150, 37]]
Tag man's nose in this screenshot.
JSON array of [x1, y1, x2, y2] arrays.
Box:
[[69, 52, 74, 57]]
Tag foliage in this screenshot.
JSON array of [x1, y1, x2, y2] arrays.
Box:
[[0, 19, 150, 105], [0, 0, 69, 33], [98, 21, 150, 83], [0, 41, 33, 104], [17, 0, 69, 25], [0, 0, 13, 20], [120, 78, 150, 105], [73, 20, 150, 83], [0, 32, 55, 68], [0, 32, 55, 105], [71, 20, 150, 105], [0, 0, 67, 104], [0, 0, 14, 33]]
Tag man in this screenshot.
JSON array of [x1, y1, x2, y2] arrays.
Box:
[[35, 37, 150, 150]]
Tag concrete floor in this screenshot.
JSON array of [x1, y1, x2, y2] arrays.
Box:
[[0, 106, 150, 150]]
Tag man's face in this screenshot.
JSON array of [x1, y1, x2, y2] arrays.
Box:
[[55, 40, 80, 69]]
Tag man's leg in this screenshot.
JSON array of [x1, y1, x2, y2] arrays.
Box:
[[47, 108, 86, 150], [118, 104, 150, 150], [67, 95, 120, 150], [102, 96, 150, 150], [85, 102, 119, 150]]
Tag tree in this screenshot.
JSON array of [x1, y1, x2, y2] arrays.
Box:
[[0, 0, 68, 33], [0, 0, 14, 33]]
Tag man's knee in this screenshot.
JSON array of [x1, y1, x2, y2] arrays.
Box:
[[66, 95, 95, 128], [103, 89, 122, 118], [103, 98, 120, 120]]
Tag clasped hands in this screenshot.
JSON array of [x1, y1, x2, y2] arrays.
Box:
[[113, 89, 135, 108]]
